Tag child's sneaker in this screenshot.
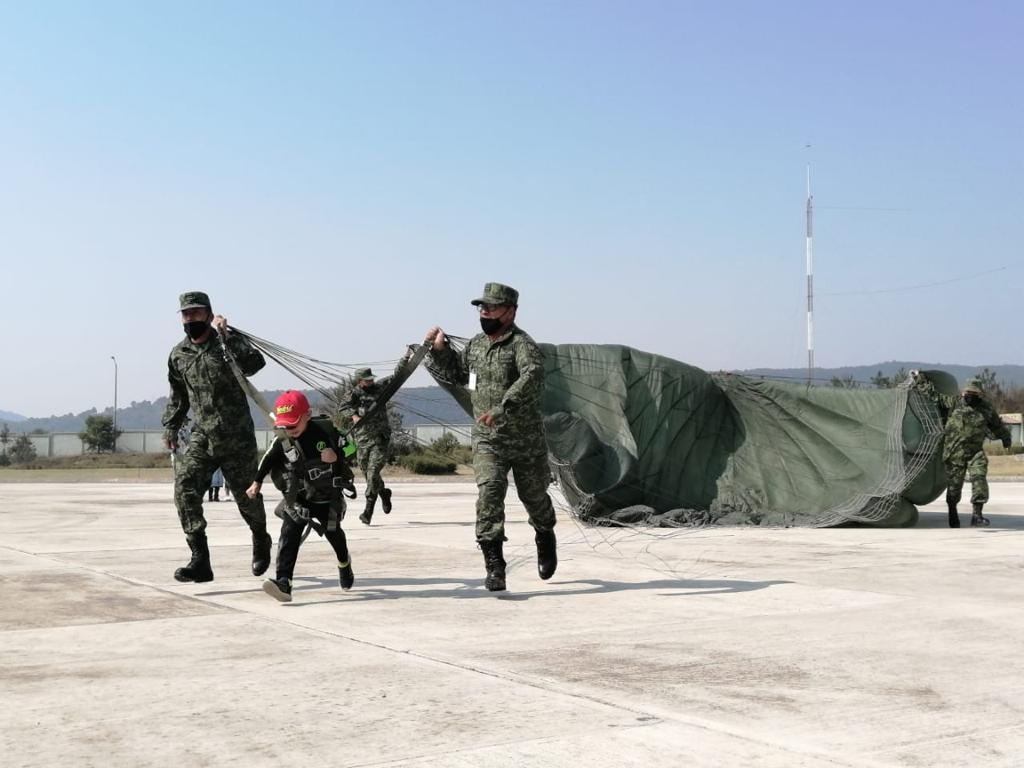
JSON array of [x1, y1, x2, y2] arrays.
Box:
[[262, 577, 292, 602], [338, 560, 354, 591]]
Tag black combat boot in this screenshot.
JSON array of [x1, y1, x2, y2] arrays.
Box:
[[970, 502, 990, 527], [535, 529, 557, 580], [359, 497, 376, 526], [251, 527, 273, 576], [338, 559, 354, 591], [480, 539, 506, 592], [174, 532, 214, 583], [380, 487, 393, 514], [947, 500, 960, 528]]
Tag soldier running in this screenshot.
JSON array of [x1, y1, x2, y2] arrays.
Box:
[[425, 282, 558, 592], [340, 366, 398, 525], [161, 291, 272, 582]]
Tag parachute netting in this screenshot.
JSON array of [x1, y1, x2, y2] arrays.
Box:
[[230, 326, 475, 450]]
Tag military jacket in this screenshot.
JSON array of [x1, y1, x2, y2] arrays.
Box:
[[915, 378, 1010, 460], [340, 377, 394, 445], [941, 396, 1010, 460], [161, 332, 265, 443], [429, 324, 546, 454]]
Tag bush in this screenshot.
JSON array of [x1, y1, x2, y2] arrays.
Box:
[[0, 452, 10, 467], [428, 433, 472, 464], [398, 454, 457, 474], [8, 435, 37, 464]]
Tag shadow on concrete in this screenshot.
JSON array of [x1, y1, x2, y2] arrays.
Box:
[[378, 521, 476, 528], [917, 510, 1024, 530], [246, 575, 795, 606]]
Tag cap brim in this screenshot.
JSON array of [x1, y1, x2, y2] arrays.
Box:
[[470, 298, 487, 306], [179, 304, 209, 311]]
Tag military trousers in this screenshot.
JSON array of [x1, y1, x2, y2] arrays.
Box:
[[944, 450, 989, 506], [173, 428, 266, 537], [473, 448, 556, 542], [357, 437, 389, 504]]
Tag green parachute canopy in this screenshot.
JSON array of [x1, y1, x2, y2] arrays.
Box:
[[430, 343, 955, 527]]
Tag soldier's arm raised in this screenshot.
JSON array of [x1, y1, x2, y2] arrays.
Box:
[[224, 333, 266, 376], [425, 327, 470, 386]]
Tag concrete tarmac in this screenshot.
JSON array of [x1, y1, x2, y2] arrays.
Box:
[[2, 481, 1023, 767]]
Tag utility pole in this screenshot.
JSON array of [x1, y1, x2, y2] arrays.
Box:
[[805, 163, 814, 384], [110, 355, 118, 453]]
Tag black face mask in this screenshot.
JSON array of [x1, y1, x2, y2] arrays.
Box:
[[964, 393, 980, 406], [480, 317, 504, 335], [184, 320, 211, 340]]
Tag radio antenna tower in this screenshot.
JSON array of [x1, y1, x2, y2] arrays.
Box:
[[805, 162, 814, 383]]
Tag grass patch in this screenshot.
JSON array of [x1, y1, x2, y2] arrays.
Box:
[[0, 467, 174, 483], [8, 452, 173, 470]]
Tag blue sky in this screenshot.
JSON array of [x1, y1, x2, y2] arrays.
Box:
[[1, 1, 1021, 416]]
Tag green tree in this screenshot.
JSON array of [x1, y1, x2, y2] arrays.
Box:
[[974, 367, 1005, 407], [9, 434, 37, 464], [870, 368, 908, 389], [0, 422, 10, 456], [79, 414, 121, 453]]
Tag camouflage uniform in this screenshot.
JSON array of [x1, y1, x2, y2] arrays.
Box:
[[161, 292, 269, 576], [340, 367, 395, 522], [428, 286, 556, 544], [915, 375, 1010, 524]]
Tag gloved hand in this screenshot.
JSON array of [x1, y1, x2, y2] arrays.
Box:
[[343, 481, 357, 500], [1002, 437, 1012, 450]]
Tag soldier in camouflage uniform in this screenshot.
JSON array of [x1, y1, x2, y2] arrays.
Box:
[[161, 292, 272, 582], [340, 366, 397, 525], [914, 373, 1011, 528], [426, 282, 557, 592]]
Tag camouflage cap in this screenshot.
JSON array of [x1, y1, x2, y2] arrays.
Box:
[[354, 367, 374, 380], [471, 282, 519, 307], [178, 291, 212, 312], [963, 377, 983, 394]]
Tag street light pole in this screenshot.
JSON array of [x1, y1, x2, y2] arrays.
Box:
[[110, 355, 118, 454]]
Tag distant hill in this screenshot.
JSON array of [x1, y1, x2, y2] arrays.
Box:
[[3, 386, 469, 433], [738, 361, 1024, 389], [7, 361, 1023, 433]]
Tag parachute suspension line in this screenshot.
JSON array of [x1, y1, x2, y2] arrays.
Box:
[[230, 325, 404, 408]]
